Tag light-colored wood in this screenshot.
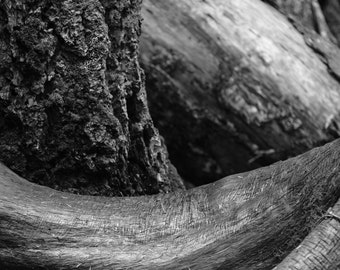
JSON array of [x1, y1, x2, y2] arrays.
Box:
[[274, 199, 340, 269], [140, 0, 340, 184], [1, 139, 339, 269]]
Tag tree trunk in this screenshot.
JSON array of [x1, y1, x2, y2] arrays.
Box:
[[1, 0, 340, 269], [1, 139, 340, 269], [140, 0, 340, 186], [0, 0, 184, 195]]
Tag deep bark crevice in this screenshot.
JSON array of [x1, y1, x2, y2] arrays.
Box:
[[0, 0, 340, 269], [0, 0, 184, 196]]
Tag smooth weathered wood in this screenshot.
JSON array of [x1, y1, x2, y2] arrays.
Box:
[[140, 0, 340, 185], [1, 139, 340, 269], [1, 0, 340, 269], [262, 0, 336, 41], [274, 198, 340, 270]]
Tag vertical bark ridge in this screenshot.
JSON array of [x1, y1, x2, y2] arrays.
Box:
[[0, 0, 184, 196]]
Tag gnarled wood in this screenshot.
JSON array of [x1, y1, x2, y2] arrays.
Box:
[[140, 0, 340, 185], [1, 139, 340, 269], [0, 0, 184, 196]]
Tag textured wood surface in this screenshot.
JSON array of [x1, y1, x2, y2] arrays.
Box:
[[0, 0, 184, 195], [140, 0, 340, 185], [274, 198, 340, 269], [1, 139, 339, 269]]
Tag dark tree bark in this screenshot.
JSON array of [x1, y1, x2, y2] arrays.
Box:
[[0, 0, 184, 195], [0, 0, 340, 269], [140, 0, 340, 186]]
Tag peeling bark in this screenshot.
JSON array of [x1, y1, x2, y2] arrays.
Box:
[[0, 139, 339, 269], [0, 0, 184, 195], [140, 0, 340, 185]]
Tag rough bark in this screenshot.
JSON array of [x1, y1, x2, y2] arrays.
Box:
[[0, 138, 339, 269], [140, 0, 340, 186], [0, 0, 184, 195]]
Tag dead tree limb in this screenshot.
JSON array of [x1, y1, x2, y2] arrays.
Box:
[[1, 139, 339, 269], [140, 0, 340, 185]]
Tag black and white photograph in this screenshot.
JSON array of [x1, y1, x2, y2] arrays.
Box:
[[0, 0, 340, 269]]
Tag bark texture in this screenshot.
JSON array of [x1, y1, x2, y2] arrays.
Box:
[[140, 0, 340, 186], [0, 139, 339, 269], [0, 0, 184, 195]]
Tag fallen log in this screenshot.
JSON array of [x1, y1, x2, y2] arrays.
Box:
[[274, 198, 340, 269], [1, 139, 339, 269], [262, 0, 336, 42], [140, 0, 340, 185]]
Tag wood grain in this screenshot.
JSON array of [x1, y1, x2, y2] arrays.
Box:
[[1, 139, 340, 269]]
